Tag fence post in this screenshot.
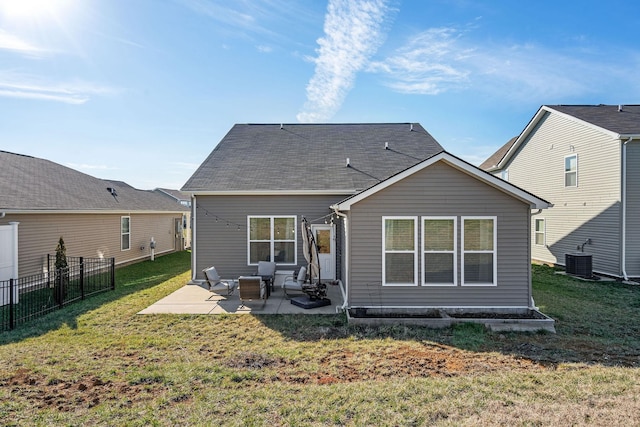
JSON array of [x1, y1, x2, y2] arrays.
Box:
[[80, 257, 85, 300], [55, 268, 66, 309], [47, 255, 51, 289], [9, 278, 15, 330], [110, 258, 115, 290]]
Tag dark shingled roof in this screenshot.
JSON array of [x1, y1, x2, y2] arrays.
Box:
[[182, 123, 444, 192], [549, 104, 640, 135], [0, 150, 188, 212], [479, 136, 517, 171]]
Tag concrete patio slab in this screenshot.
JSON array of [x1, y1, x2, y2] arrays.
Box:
[[138, 281, 344, 315]]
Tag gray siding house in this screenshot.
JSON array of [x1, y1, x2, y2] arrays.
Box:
[[481, 104, 640, 279], [182, 123, 550, 313], [0, 150, 189, 279]]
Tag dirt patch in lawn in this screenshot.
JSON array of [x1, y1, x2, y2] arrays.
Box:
[[3, 368, 169, 412], [3, 344, 549, 410], [226, 344, 548, 385]]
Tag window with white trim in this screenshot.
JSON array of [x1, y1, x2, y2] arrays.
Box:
[[383, 217, 418, 286], [462, 217, 496, 286], [534, 218, 546, 246], [121, 216, 130, 251], [565, 154, 577, 187], [248, 216, 296, 265], [422, 217, 457, 286]]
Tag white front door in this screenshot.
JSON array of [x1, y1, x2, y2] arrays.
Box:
[[0, 222, 19, 306], [0, 223, 18, 281], [312, 224, 335, 280]]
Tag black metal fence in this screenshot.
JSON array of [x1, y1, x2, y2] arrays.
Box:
[[0, 256, 115, 332]]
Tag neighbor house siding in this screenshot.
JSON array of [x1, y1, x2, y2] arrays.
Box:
[[625, 142, 640, 276], [193, 194, 344, 280], [347, 161, 532, 308], [499, 112, 622, 276], [1, 212, 181, 277]]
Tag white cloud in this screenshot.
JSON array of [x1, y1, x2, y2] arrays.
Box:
[[297, 0, 392, 122], [370, 26, 640, 102], [368, 28, 471, 95], [0, 29, 43, 55], [0, 72, 117, 104], [179, 0, 256, 29]]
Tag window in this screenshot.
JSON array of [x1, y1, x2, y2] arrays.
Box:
[[462, 217, 496, 286], [382, 217, 417, 286], [121, 216, 130, 251], [534, 218, 546, 246], [565, 154, 577, 187], [422, 217, 457, 286], [501, 169, 509, 182], [248, 216, 296, 264]]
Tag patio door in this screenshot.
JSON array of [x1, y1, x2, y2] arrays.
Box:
[[311, 224, 335, 280]]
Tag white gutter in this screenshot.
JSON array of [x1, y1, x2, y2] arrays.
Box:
[[185, 189, 357, 196], [0, 209, 186, 215], [621, 136, 636, 281], [331, 205, 349, 312]]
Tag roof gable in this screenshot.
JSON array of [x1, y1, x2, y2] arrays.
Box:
[[333, 151, 550, 210], [0, 151, 187, 213], [181, 123, 444, 194], [485, 104, 640, 172]]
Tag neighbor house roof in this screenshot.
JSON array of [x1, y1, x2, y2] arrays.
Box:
[[181, 123, 444, 194], [483, 104, 640, 172], [0, 150, 188, 213], [154, 188, 191, 203], [550, 104, 640, 136], [479, 136, 517, 171]]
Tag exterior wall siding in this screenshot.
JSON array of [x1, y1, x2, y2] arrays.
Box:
[[347, 161, 533, 308], [625, 142, 640, 276], [193, 194, 344, 281], [499, 112, 622, 276], [1, 212, 181, 277]]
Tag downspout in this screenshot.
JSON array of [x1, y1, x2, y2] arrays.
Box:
[[331, 205, 349, 312], [621, 137, 634, 281], [529, 209, 542, 308], [191, 195, 198, 283]]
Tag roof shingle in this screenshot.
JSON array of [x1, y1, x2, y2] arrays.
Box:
[[0, 151, 187, 212], [182, 123, 444, 192], [549, 104, 640, 135]]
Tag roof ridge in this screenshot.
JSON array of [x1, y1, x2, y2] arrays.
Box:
[[0, 150, 35, 158]]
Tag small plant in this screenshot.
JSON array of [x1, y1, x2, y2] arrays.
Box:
[[54, 236, 68, 305]]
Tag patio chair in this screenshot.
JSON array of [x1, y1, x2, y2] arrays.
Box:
[[238, 276, 266, 307], [202, 266, 236, 296], [256, 260, 276, 294], [282, 266, 307, 297]]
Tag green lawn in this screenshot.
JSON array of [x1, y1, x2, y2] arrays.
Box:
[[1, 252, 638, 426]]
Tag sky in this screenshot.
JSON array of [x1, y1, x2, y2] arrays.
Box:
[[2, 0, 640, 191]]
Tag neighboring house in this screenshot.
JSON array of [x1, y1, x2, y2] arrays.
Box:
[[481, 104, 640, 279], [154, 188, 192, 249], [182, 123, 550, 314], [0, 150, 189, 280], [154, 188, 192, 207]]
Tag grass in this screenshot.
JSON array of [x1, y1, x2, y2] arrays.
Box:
[[1, 254, 639, 426]]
